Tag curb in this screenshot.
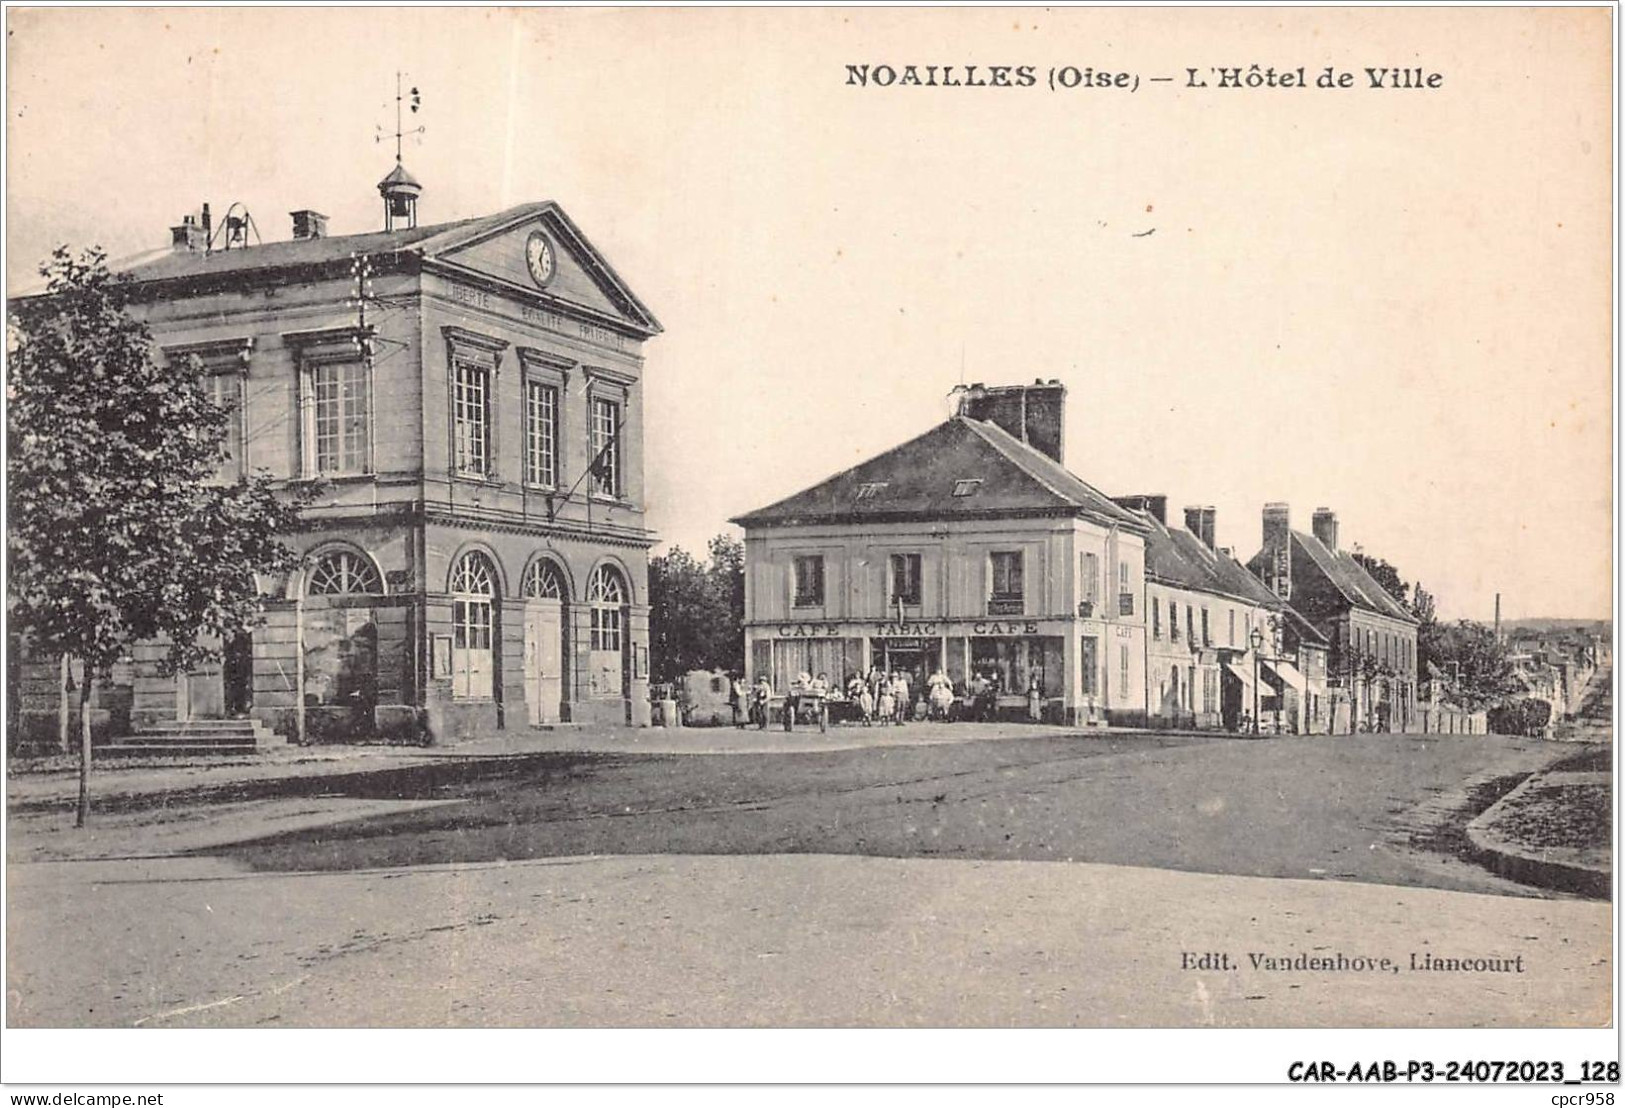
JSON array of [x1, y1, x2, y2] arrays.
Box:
[[1465, 771, 1611, 899]]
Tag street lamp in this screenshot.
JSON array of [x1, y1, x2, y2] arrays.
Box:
[[1249, 625, 1264, 736]]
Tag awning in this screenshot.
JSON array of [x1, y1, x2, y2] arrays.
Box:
[[1224, 661, 1260, 696], [1264, 659, 1307, 693]]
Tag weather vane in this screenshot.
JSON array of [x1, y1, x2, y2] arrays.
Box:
[[375, 70, 424, 163]]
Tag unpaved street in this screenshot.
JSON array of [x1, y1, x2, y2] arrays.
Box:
[[6, 729, 1608, 1028]]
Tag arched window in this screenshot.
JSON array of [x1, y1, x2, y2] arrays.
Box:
[[307, 550, 383, 596], [587, 565, 627, 697], [523, 559, 565, 600], [450, 552, 497, 699]]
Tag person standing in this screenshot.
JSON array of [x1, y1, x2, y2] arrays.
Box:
[[752, 674, 773, 730], [730, 673, 748, 729], [1027, 673, 1044, 723], [891, 670, 911, 725]]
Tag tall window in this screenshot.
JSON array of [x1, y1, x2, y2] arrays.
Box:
[[1119, 644, 1130, 697], [588, 565, 627, 697], [890, 553, 922, 606], [591, 397, 621, 497], [991, 551, 1024, 599], [204, 373, 244, 474], [1152, 596, 1161, 639], [450, 552, 497, 700], [312, 361, 370, 475], [1187, 606, 1197, 646], [453, 359, 490, 476], [1080, 552, 1099, 607], [525, 381, 559, 487], [1229, 609, 1237, 646], [793, 555, 825, 607], [1201, 607, 1211, 646], [1170, 601, 1180, 642]]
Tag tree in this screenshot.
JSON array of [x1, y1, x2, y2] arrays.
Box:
[[8, 247, 305, 826], [648, 533, 746, 684], [1352, 552, 1409, 607]]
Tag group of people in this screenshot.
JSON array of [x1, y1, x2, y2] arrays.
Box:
[[728, 666, 1047, 728]]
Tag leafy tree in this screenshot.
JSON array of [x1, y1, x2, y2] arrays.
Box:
[[1352, 552, 1409, 607], [648, 534, 746, 684], [8, 247, 305, 825], [1430, 619, 1519, 711]]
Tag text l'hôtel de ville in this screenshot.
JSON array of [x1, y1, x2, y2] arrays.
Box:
[[844, 64, 1444, 94]]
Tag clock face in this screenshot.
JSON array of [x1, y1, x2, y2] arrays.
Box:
[[524, 231, 556, 286]]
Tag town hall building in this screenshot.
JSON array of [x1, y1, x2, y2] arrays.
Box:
[[12, 160, 662, 744]]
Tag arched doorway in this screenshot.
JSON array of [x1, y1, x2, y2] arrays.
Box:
[[303, 547, 384, 736], [450, 551, 498, 702], [521, 557, 569, 725], [587, 564, 628, 700]]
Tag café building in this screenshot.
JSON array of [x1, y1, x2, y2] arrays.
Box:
[[732, 382, 1152, 726]]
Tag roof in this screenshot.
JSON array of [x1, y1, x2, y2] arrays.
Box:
[[18, 201, 662, 335], [378, 162, 423, 190], [731, 415, 1149, 530], [104, 205, 525, 285], [1137, 512, 1286, 609], [1291, 530, 1418, 624]]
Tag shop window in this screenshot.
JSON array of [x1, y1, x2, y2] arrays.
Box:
[[1081, 635, 1099, 696], [793, 555, 825, 607], [890, 553, 922, 606]]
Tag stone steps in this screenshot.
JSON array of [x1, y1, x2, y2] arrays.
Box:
[[102, 718, 285, 757]]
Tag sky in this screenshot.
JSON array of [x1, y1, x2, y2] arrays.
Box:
[[6, 7, 1613, 622]]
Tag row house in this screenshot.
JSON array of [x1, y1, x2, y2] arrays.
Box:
[[1248, 505, 1419, 732], [733, 382, 1152, 727], [1114, 498, 1329, 734], [12, 163, 662, 744]]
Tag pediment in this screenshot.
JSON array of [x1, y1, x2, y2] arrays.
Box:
[[426, 204, 660, 336]]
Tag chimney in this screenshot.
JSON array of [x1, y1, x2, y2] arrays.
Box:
[[1311, 507, 1339, 550], [169, 213, 206, 253], [960, 379, 1067, 463], [1184, 505, 1218, 550], [291, 210, 329, 240], [1114, 494, 1166, 525], [1262, 502, 1292, 600]]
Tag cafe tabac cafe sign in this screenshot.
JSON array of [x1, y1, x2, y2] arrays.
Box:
[[770, 619, 1053, 639]]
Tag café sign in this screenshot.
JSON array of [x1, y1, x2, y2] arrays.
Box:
[[774, 619, 1043, 638]]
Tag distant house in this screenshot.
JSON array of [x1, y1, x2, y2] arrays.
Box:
[[1247, 505, 1418, 732], [732, 381, 1153, 726]]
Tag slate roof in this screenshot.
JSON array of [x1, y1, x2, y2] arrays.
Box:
[[1135, 512, 1285, 608], [731, 416, 1149, 530], [1290, 530, 1418, 624], [105, 204, 533, 285]]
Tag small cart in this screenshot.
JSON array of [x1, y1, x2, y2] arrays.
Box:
[[782, 691, 829, 733]]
